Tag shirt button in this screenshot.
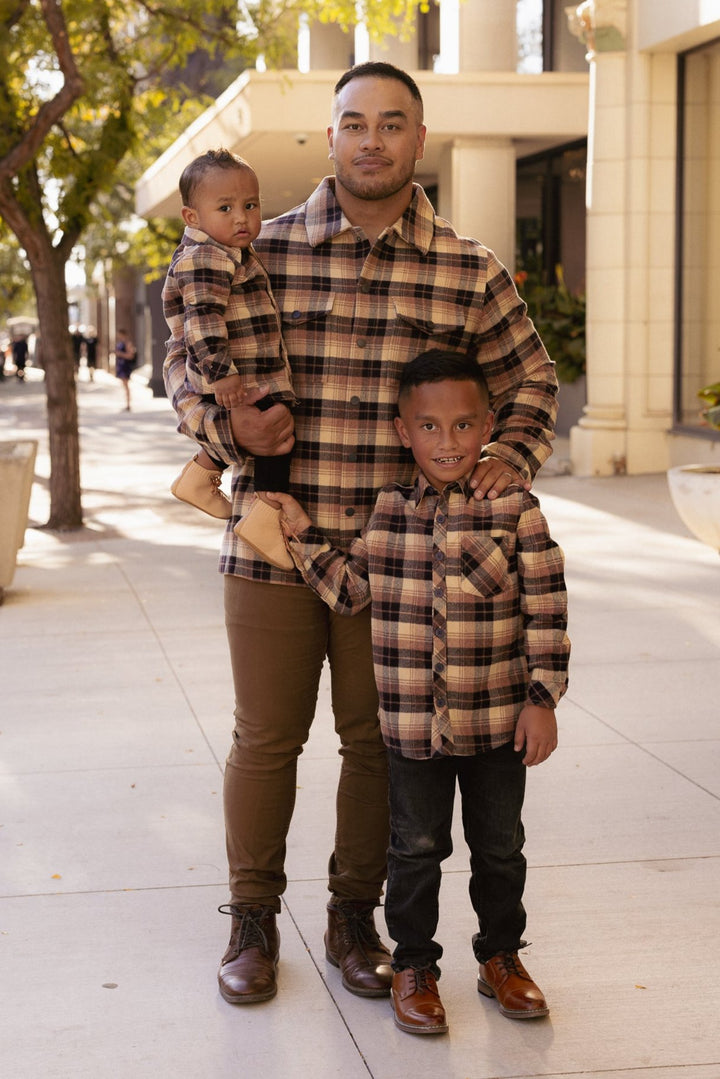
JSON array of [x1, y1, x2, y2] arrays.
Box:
[[435, 662, 445, 673], [348, 451, 358, 462], [357, 338, 367, 348], [359, 280, 371, 293], [350, 395, 361, 406], [344, 507, 355, 517], [291, 310, 301, 320]]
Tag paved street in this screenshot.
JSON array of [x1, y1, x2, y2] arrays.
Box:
[[1, 366, 718, 1079]]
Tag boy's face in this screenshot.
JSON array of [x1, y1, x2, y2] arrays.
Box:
[[181, 167, 261, 249], [394, 377, 493, 491]]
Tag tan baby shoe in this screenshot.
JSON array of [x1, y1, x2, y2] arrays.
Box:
[[171, 456, 232, 519], [234, 497, 294, 571]]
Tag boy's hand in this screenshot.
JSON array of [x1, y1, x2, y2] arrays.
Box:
[[514, 704, 558, 766], [213, 373, 246, 409], [470, 459, 528, 500], [265, 492, 313, 536]]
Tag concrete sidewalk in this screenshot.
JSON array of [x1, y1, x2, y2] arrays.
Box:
[[1, 367, 719, 1079]]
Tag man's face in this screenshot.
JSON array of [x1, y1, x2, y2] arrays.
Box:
[[394, 378, 493, 491], [327, 76, 426, 203]]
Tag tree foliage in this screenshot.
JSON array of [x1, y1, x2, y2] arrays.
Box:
[[0, 0, 426, 529]]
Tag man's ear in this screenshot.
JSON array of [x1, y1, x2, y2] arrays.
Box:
[[394, 414, 412, 448], [327, 125, 335, 159], [181, 205, 198, 227]]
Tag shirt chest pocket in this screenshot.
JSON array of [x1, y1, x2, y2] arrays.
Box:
[[387, 300, 469, 386], [392, 299, 467, 341], [460, 535, 510, 597]]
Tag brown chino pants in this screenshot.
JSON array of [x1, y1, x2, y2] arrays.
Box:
[[223, 575, 389, 909]]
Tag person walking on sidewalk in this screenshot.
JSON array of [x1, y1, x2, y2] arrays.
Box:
[[271, 350, 569, 1035], [114, 328, 137, 411], [164, 149, 297, 570], [163, 61, 559, 1008]]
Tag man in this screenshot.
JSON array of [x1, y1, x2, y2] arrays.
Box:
[[163, 61, 558, 1007]]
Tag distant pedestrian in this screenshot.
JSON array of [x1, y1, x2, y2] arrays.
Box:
[[114, 328, 137, 410], [12, 335, 29, 380], [84, 327, 98, 381], [70, 326, 85, 372]]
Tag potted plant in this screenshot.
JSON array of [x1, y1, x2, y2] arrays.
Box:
[[666, 381, 720, 552], [515, 266, 586, 437]]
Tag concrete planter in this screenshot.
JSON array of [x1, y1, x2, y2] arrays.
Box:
[[667, 465, 720, 552], [555, 375, 586, 438], [0, 440, 38, 603]]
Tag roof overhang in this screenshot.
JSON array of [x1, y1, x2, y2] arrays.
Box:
[[136, 69, 589, 221]]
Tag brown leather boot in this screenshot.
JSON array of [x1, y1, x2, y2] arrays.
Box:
[[391, 968, 448, 1035], [217, 904, 280, 1004], [477, 951, 549, 1018], [325, 900, 393, 997]]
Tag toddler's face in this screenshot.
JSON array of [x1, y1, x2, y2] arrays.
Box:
[[182, 167, 261, 249]]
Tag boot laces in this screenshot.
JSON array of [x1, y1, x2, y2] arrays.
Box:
[[410, 968, 435, 994], [218, 904, 272, 952], [496, 951, 529, 980], [337, 905, 381, 951]]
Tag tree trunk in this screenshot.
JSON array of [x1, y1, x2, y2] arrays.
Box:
[[31, 257, 83, 530]]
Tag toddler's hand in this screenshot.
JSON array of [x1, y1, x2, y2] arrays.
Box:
[[265, 492, 312, 536], [213, 373, 246, 409]]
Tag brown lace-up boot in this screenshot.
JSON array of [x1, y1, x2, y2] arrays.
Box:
[[217, 904, 280, 1004], [325, 900, 393, 997]]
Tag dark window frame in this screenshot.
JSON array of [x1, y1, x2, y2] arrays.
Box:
[[673, 38, 720, 440]]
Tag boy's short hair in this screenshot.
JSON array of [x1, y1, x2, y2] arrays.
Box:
[[334, 62, 424, 120], [398, 350, 490, 406], [179, 149, 255, 207]]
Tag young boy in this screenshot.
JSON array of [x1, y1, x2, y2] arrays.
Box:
[[163, 148, 296, 570], [269, 350, 570, 1035]]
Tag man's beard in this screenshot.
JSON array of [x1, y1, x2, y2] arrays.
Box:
[[333, 162, 416, 202]]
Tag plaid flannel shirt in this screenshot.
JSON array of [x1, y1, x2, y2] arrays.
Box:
[[162, 226, 295, 403], [288, 475, 570, 759], [163, 179, 559, 583]]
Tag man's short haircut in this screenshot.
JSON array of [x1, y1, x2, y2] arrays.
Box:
[[334, 62, 424, 120], [398, 349, 490, 406], [179, 149, 255, 207]]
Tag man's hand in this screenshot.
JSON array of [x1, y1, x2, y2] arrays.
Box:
[[470, 458, 528, 500], [514, 704, 558, 766], [229, 387, 295, 457]]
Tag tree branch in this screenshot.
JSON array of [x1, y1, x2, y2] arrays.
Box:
[[0, 0, 85, 181]]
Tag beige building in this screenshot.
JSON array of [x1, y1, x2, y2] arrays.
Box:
[[135, 0, 720, 475]]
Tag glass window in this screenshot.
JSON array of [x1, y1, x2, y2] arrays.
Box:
[[676, 39, 720, 434]]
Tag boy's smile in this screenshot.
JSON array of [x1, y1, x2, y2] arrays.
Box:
[[394, 377, 493, 491]]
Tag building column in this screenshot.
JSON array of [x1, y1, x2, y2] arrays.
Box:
[[435, 0, 516, 74], [567, 0, 630, 475], [437, 137, 516, 270]]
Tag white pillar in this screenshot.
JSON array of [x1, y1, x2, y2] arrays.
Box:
[[438, 138, 516, 269], [459, 0, 516, 72], [567, 0, 630, 475], [435, 0, 516, 74]]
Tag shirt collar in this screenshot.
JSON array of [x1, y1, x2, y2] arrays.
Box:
[[304, 178, 436, 254], [180, 225, 247, 265], [414, 471, 474, 508]]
